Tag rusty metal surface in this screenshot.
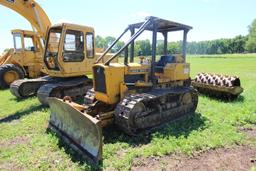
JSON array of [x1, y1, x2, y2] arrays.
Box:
[[48, 97, 102, 163]]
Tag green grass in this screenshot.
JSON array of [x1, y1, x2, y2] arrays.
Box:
[[1, 54, 256, 170]]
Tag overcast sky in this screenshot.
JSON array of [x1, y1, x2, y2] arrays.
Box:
[[0, 0, 255, 53]]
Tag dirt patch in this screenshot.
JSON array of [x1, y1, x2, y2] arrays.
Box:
[[0, 161, 23, 171], [0, 136, 30, 148], [132, 146, 256, 171], [239, 126, 256, 138]]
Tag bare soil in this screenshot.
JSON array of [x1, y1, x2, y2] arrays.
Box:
[[239, 126, 256, 138], [0, 136, 30, 148], [132, 145, 256, 171]]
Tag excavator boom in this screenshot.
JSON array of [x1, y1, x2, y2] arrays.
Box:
[[0, 0, 51, 39]]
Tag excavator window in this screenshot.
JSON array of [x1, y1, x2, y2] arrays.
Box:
[[13, 33, 23, 51], [46, 28, 61, 54], [24, 37, 35, 51], [44, 27, 62, 70], [86, 32, 94, 58], [63, 30, 85, 62]]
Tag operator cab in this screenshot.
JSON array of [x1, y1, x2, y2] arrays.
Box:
[[12, 29, 42, 53], [44, 23, 96, 77]]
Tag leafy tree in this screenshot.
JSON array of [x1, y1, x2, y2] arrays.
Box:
[[168, 42, 181, 54], [95, 35, 106, 49], [96, 32, 249, 56], [245, 18, 256, 52], [134, 39, 151, 56], [156, 40, 164, 55], [95, 35, 124, 53]]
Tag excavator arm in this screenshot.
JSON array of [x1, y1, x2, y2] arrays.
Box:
[[0, 0, 51, 40]]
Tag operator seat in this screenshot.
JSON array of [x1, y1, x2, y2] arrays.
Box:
[[155, 55, 175, 73]]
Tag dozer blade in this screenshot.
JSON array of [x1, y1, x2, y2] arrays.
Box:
[[48, 97, 102, 164]]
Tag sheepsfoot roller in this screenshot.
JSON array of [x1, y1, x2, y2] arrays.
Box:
[[192, 73, 243, 100], [48, 97, 105, 164]]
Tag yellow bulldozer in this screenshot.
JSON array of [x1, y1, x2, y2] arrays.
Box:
[[0, 0, 51, 88], [47, 16, 199, 163]]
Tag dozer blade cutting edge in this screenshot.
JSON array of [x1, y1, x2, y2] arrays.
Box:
[[47, 97, 102, 163]]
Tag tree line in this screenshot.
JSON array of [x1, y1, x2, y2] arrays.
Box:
[[96, 18, 256, 55]]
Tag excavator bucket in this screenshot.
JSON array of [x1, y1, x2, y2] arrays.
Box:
[[47, 97, 103, 163], [192, 73, 243, 100]]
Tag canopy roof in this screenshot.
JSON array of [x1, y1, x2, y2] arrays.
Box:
[[129, 16, 192, 32]]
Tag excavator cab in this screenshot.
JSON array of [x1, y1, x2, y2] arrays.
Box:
[[12, 29, 43, 57], [12, 29, 45, 76], [44, 23, 96, 77], [0, 29, 44, 88]]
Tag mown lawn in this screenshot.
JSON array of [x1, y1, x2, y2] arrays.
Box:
[[0, 54, 256, 170]]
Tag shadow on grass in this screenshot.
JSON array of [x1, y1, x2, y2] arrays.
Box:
[[200, 56, 227, 58], [0, 105, 44, 123], [9, 95, 36, 102], [46, 112, 208, 170], [104, 112, 208, 145], [199, 93, 245, 103]]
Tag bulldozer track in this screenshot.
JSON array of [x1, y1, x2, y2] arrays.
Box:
[[37, 76, 92, 105], [114, 87, 198, 135]]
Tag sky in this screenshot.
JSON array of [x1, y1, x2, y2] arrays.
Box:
[[0, 0, 255, 53]]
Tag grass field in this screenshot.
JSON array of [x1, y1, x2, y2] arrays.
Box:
[[0, 54, 256, 170]]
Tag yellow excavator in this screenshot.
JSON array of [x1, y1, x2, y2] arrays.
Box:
[[0, 0, 51, 88], [47, 16, 199, 163], [10, 22, 115, 104], [3, 0, 112, 102]]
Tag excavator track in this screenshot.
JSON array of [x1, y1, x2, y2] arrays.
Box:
[[10, 76, 55, 98], [37, 76, 92, 105], [114, 87, 198, 135]]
